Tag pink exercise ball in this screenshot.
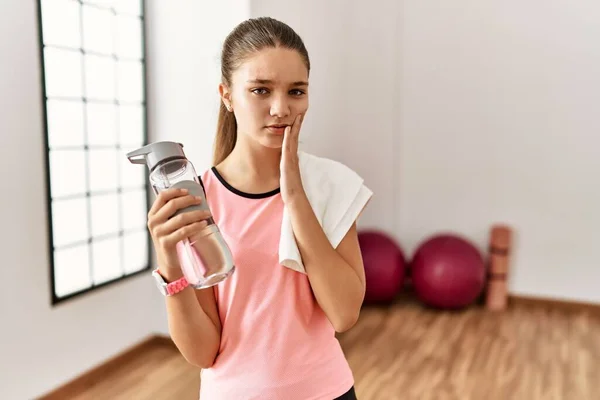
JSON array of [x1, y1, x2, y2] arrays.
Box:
[[358, 231, 406, 304], [411, 234, 485, 309]]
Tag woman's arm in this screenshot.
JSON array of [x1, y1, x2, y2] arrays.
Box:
[[162, 269, 222, 368], [280, 114, 366, 333], [287, 194, 366, 333], [146, 188, 222, 369]]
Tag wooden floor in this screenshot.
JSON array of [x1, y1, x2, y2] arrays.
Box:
[[339, 298, 600, 400], [48, 298, 600, 400]]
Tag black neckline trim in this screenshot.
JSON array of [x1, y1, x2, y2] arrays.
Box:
[[211, 167, 281, 199]]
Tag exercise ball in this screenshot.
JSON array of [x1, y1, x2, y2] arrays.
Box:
[[358, 231, 406, 304], [411, 234, 485, 309]]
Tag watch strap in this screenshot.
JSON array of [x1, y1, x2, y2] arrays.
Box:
[[154, 268, 189, 296]]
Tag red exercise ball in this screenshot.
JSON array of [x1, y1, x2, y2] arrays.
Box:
[[358, 231, 406, 304], [411, 234, 485, 309]]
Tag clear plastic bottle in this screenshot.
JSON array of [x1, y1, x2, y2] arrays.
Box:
[[126, 141, 235, 288]]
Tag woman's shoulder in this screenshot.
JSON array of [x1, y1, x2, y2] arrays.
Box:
[[199, 165, 219, 181], [197, 166, 218, 193]]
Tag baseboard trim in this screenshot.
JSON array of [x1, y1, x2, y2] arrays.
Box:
[[38, 334, 174, 400], [510, 294, 600, 316]]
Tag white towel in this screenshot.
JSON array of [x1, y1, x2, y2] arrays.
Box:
[[279, 151, 373, 274]]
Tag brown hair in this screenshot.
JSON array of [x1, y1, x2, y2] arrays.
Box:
[[213, 17, 311, 165]]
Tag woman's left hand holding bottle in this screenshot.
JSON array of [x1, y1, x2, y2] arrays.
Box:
[[147, 188, 212, 281]]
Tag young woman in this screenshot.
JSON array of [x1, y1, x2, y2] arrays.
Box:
[[147, 17, 367, 400]]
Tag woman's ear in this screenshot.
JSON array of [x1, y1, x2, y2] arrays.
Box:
[[219, 83, 233, 112]]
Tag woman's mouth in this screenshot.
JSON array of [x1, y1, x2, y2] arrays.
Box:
[[266, 125, 288, 135]]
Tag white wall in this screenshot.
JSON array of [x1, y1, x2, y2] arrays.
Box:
[[0, 1, 163, 399], [252, 1, 600, 303], [398, 1, 600, 303]]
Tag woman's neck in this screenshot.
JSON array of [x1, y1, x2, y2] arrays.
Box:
[[216, 136, 282, 193]]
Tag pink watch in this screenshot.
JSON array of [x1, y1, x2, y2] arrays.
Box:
[[152, 268, 189, 296]]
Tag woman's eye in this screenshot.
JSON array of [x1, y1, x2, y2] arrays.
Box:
[[251, 88, 305, 96]]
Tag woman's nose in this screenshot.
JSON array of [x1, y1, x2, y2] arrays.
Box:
[[269, 96, 291, 118]]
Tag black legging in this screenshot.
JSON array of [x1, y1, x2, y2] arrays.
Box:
[[334, 386, 357, 400]]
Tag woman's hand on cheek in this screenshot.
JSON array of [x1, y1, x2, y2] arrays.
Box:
[[280, 113, 306, 205]]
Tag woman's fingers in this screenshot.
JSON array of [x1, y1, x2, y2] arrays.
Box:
[[153, 194, 203, 223], [148, 188, 188, 217], [155, 209, 212, 237], [160, 220, 210, 248]]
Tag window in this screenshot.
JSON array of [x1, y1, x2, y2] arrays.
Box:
[[37, 0, 151, 304]]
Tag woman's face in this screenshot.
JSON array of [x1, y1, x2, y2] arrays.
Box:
[[220, 47, 309, 149]]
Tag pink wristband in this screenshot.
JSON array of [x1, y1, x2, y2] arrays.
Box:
[[157, 269, 190, 296], [166, 275, 189, 295]]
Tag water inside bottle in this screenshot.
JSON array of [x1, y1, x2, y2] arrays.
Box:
[[177, 225, 235, 289]]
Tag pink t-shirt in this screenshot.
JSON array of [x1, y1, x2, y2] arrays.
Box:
[[197, 167, 355, 400]]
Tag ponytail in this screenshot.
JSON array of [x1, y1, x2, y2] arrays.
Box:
[[212, 102, 237, 165]]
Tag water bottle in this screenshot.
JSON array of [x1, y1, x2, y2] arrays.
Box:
[[126, 141, 235, 288]]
